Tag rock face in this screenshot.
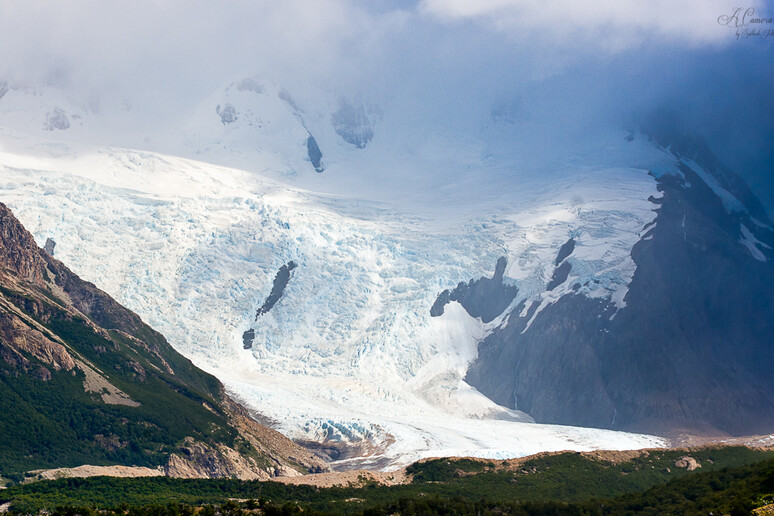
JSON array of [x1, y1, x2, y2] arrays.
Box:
[[430, 257, 518, 323], [216, 103, 238, 125], [0, 203, 327, 478], [242, 328, 256, 350], [0, 310, 76, 375], [464, 135, 774, 437], [554, 238, 575, 265], [254, 261, 297, 319], [674, 456, 701, 471], [546, 260, 571, 291], [242, 261, 297, 350], [331, 99, 373, 148], [43, 238, 55, 256], [307, 135, 324, 172], [236, 78, 264, 94], [43, 108, 70, 131]]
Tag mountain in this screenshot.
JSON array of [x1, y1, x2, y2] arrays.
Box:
[[0, 201, 327, 480], [463, 132, 774, 437], [4, 77, 771, 467], [0, 131, 666, 468]]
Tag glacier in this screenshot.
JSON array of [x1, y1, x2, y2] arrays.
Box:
[[0, 80, 686, 469]]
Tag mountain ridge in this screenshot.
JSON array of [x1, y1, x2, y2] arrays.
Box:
[[464, 135, 774, 437]]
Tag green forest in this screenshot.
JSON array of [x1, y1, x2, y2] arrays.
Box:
[[2, 446, 773, 515]]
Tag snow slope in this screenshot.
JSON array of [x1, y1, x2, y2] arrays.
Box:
[[0, 80, 679, 468]]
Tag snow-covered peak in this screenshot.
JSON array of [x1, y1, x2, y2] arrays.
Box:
[[0, 77, 670, 215]]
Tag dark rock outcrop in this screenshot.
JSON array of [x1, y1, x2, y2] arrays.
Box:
[[331, 99, 373, 148], [644, 116, 770, 224], [236, 79, 264, 94], [43, 108, 70, 131], [546, 261, 571, 291], [242, 261, 299, 349], [216, 104, 237, 125], [430, 257, 518, 323], [555, 238, 575, 265], [44, 238, 56, 256], [254, 261, 297, 320], [242, 328, 255, 350], [465, 138, 774, 437], [466, 295, 618, 429], [307, 135, 324, 173]]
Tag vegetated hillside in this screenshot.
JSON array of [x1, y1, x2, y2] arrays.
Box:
[[0, 202, 327, 481], [1, 446, 772, 514]]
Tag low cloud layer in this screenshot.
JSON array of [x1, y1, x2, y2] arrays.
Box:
[[0, 1, 772, 210], [420, 0, 763, 47]]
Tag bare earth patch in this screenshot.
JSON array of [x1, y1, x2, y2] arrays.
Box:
[[26, 465, 163, 482], [80, 361, 141, 407], [671, 433, 774, 449], [275, 469, 407, 488]]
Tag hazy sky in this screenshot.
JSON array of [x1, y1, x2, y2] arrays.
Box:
[[1, 0, 772, 209]]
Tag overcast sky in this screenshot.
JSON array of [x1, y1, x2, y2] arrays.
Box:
[[1, 0, 772, 209]]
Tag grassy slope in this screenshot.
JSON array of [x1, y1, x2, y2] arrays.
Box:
[[0, 288, 237, 478]]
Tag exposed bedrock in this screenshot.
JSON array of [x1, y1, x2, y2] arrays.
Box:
[[44, 107, 70, 131], [430, 256, 518, 323], [546, 261, 571, 291], [243, 261, 298, 350], [465, 145, 774, 437], [242, 329, 256, 350], [306, 135, 324, 173], [554, 238, 575, 265], [331, 99, 373, 149], [44, 238, 56, 256], [216, 103, 237, 125], [255, 261, 297, 319]]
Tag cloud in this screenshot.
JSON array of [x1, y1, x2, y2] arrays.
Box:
[[0, 1, 377, 106], [419, 0, 768, 49], [0, 1, 771, 211]]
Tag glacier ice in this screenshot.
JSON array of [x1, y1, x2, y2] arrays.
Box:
[[0, 143, 670, 469], [0, 81, 684, 469]]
